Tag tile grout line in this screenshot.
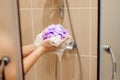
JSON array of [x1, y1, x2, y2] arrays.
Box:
[[30, 0, 37, 80], [31, 0, 35, 41], [89, 0, 92, 80], [20, 7, 97, 10], [62, 54, 97, 58], [80, 55, 97, 58]]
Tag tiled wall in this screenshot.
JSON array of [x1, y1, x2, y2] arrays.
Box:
[[19, 0, 98, 80]]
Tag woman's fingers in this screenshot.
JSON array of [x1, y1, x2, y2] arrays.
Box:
[[41, 35, 71, 52], [59, 35, 71, 46]]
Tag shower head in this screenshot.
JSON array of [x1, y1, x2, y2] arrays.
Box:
[[60, 6, 64, 18], [58, 0, 64, 18]]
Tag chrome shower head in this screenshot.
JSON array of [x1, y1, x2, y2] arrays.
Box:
[[58, 0, 64, 18]]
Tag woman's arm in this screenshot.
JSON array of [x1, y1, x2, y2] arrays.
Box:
[[22, 44, 36, 57], [23, 36, 70, 74], [23, 39, 57, 74], [23, 46, 45, 74]]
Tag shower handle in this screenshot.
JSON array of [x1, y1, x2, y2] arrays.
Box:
[[0, 56, 11, 80], [65, 42, 76, 51], [103, 45, 117, 80]]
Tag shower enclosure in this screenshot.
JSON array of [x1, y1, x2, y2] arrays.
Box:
[[0, 0, 24, 80], [1, 0, 120, 80], [0, 0, 98, 80]]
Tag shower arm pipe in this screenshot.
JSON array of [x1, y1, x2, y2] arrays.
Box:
[[58, 0, 64, 18], [65, 0, 83, 79], [104, 45, 117, 80]]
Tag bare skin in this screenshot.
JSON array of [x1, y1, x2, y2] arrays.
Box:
[[22, 35, 70, 74]]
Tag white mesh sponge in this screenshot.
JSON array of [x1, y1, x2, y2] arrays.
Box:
[[34, 24, 72, 61]]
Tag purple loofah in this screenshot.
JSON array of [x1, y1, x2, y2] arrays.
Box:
[[42, 24, 69, 40]]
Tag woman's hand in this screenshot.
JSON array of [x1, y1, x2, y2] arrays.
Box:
[[39, 35, 70, 54]]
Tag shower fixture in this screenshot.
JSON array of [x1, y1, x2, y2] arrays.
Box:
[[65, 0, 83, 79], [103, 45, 117, 80], [57, 0, 82, 79], [0, 56, 11, 80], [58, 0, 64, 18], [65, 42, 76, 51]]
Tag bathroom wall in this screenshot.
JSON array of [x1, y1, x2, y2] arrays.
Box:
[[19, 0, 98, 80]]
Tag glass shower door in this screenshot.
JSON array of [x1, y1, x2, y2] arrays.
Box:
[[0, 0, 24, 80], [100, 0, 120, 80]]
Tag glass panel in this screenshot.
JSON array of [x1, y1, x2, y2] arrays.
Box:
[[0, 0, 24, 80], [100, 0, 120, 80], [19, 0, 98, 80]]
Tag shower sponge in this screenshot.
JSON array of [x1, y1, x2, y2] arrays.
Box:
[[34, 24, 72, 61], [34, 24, 70, 47], [42, 24, 69, 40]]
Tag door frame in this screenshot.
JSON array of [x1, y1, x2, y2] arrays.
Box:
[[97, 0, 101, 80]]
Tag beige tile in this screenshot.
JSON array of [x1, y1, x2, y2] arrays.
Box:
[[65, 0, 90, 8], [25, 65, 36, 80], [20, 10, 33, 45], [65, 9, 90, 55], [32, 0, 46, 8], [32, 0, 59, 8], [90, 57, 97, 80], [35, 54, 57, 80], [32, 0, 90, 8], [62, 8, 75, 37], [92, 0, 98, 7], [81, 56, 90, 80], [41, 9, 62, 27], [91, 9, 98, 56], [33, 9, 64, 36], [19, 0, 31, 8], [57, 55, 90, 80], [32, 9, 43, 37], [57, 54, 80, 80]]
